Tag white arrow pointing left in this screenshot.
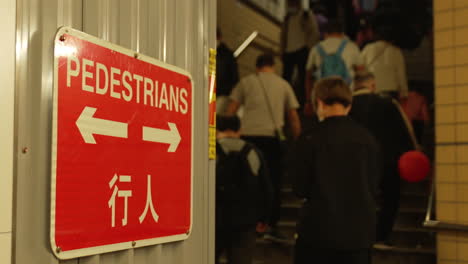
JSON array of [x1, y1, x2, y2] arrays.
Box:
[[76, 106, 128, 144]]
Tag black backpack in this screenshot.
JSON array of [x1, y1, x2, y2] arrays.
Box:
[[216, 142, 258, 229]]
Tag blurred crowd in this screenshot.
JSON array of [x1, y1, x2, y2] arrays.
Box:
[[215, 0, 432, 263]]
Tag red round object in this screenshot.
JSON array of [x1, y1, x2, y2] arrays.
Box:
[[398, 151, 431, 182]]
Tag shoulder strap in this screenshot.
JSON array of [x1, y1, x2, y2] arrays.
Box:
[[217, 140, 253, 160], [216, 142, 227, 160], [239, 142, 253, 158], [390, 98, 419, 149], [336, 40, 348, 56], [316, 44, 327, 58], [256, 74, 280, 131], [368, 43, 388, 68]]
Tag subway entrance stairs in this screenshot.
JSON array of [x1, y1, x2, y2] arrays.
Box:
[[246, 178, 436, 264]]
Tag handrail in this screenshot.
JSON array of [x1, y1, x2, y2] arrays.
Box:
[[423, 173, 468, 231], [424, 177, 435, 223], [424, 220, 468, 231], [233, 31, 281, 58], [234, 31, 259, 58]]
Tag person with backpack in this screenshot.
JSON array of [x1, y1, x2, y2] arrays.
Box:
[[215, 115, 273, 264], [304, 19, 364, 115]]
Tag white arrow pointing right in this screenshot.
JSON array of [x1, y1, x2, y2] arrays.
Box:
[[142, 123, 182, 152]]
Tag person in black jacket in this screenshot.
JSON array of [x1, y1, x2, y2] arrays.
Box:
[[216, 28, 239, 114], [349, 72, 415, 248], [292, 77, 381, 264]]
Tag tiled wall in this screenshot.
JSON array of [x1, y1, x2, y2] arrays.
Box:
[[217, 0, 281, 77], [435, 0, 468, 263]]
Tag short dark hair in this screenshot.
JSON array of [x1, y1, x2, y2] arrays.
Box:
[[324, 19, 344, 34], [217, 115, 241, 132], [354, 71, 375, 91], [312, 4, 327, 15], [288, 0, 300, 7], [313, 77, 352, 107], [216, 28, 222, 40], [354, 71, 375, 84], [256, 53, 275, 68]]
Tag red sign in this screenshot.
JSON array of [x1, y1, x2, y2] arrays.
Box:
[[51, 27, 193, 259]]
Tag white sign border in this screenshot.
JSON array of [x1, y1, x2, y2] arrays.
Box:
[[50, 26, 194, 260]]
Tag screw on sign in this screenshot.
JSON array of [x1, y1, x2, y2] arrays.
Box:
[[51, 27, 193, 259]]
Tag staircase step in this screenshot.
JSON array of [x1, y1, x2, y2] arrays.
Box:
[[390, 228, 436, 248], [280, 199, 427, 223], [219, 237, 294, 264], [274, 221, 436, 247], [256, 237, 295, 247], [279, 202, 428, 211], [219, 259, 265, 264], [401, 180, 432, 196], [275, 220, 297, 240], [251, 233, 436, 264], [254, 238, 294, 264], [281, 184, 431, 195], [394, 226, 431, 233], [254, 237, 436, 254], [281, 200, 303, 209], [373, 245, 435, 255], [395, 210, 426, 227], [276, 221, 433, 232], [395, 207, 426, 214], [373, 249, 436, 264], [400, 193, 428, 209], [281, 186, 429, 206]]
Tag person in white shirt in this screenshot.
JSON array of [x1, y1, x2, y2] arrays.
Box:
[[304, 19, 364, 114], [361, 36, 409, 99], [281, 0, 320, 107], [226, 53, 301, 240]]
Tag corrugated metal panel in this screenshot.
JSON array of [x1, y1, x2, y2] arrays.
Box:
[[14, 0, 215, 263]]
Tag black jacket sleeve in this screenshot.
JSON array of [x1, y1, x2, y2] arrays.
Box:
[[227, 52, 239, 92]]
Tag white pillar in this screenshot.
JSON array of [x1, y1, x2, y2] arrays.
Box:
[[0, 0, 15, 263]]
